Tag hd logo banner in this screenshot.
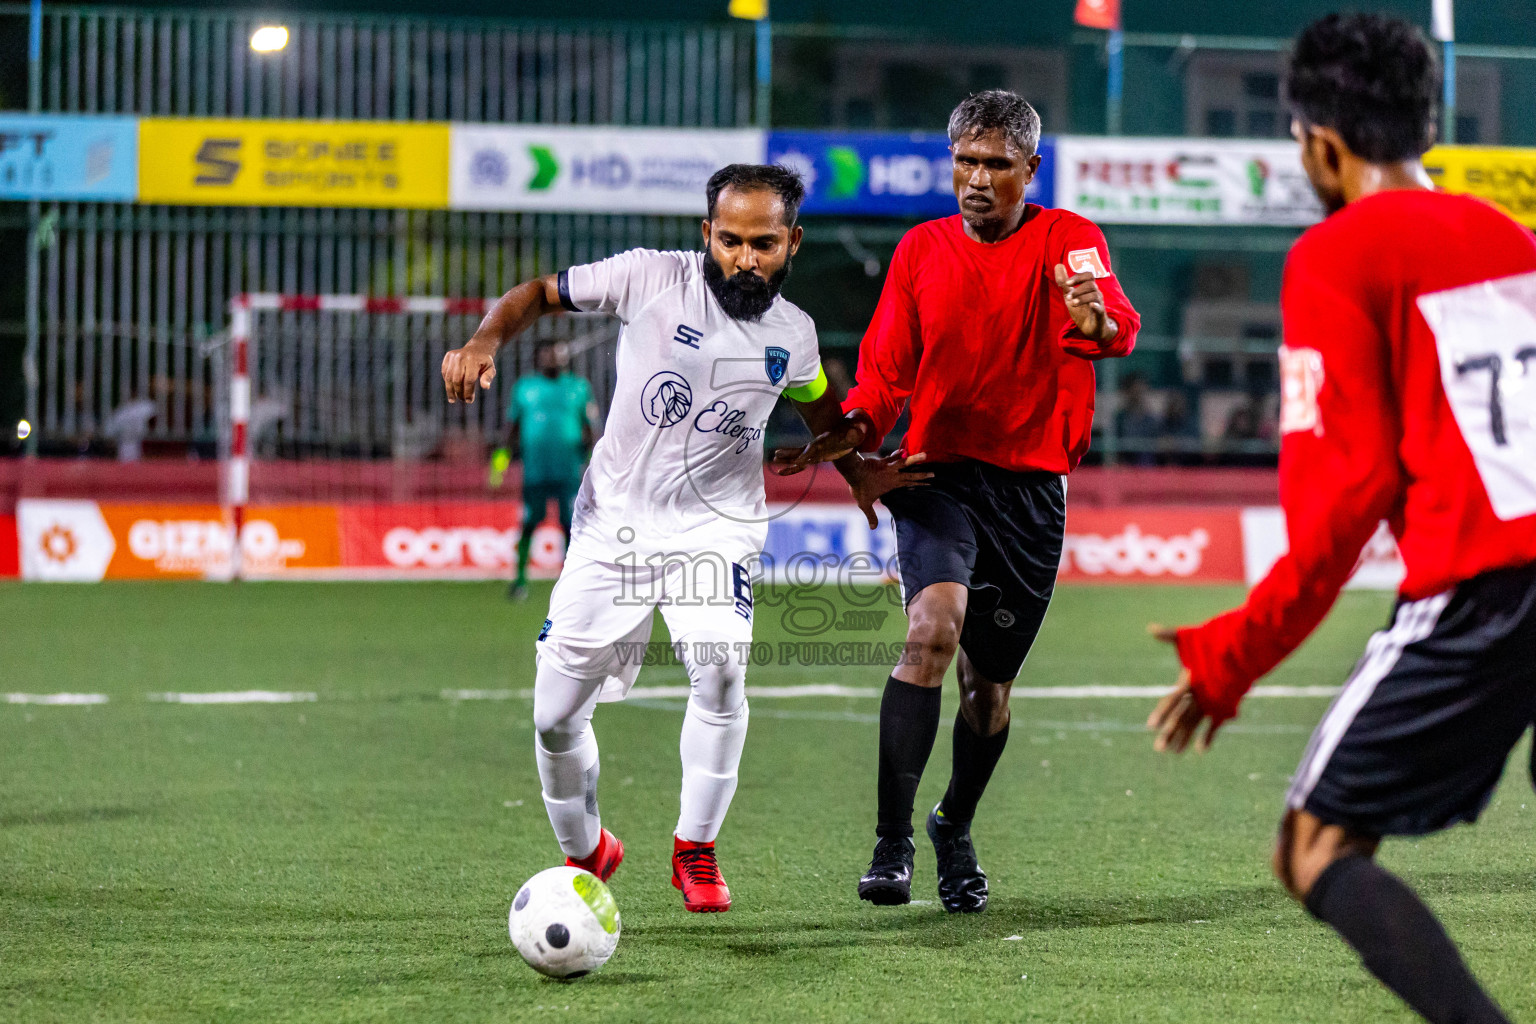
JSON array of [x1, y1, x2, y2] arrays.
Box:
[[138, 118, 450, 208], [449, 125, 765, 214], [0, 115, 138, 201], [767, 130, 1055, 217]]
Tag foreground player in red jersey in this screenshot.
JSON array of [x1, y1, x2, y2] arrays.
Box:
[[1148, 14, 1536, 1024], [777, 90, 1139, 912]]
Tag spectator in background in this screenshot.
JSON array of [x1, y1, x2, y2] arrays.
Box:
[[1220, 390, 1276, 468], [1158, 389, 1201, 465], [1114, 373, 1161, 466]]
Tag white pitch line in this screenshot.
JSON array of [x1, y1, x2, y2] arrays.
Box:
[[442, 689, 519, 701], [491, 683, 1340, 701], [148, 691, 317, 704], [5, 692, 110, 705]]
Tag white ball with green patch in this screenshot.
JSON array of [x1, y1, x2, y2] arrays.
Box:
[[509, 866, 621, 979]]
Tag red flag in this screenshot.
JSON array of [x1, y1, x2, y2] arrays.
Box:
[[1074, 0, 1120, 30]]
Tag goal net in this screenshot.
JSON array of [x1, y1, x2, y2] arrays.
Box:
[[221, 293, 616, 580]]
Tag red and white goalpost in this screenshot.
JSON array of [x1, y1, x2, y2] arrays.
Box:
[[222, 293, 596, 581]]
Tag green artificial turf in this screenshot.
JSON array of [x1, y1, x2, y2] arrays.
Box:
[[2, 581, 1533, 1023]]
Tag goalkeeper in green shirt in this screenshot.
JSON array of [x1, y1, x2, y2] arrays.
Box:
[[491, 339, 599, 600]]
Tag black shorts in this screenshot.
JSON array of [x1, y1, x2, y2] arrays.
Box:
[[1287, 560, 1536, 837], [880, 461, 1065, 683]]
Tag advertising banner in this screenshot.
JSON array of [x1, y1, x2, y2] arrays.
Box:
[[101, 504, 341, 579], [18, 500, 119, 581], [1060, 507, 1246, 583], [337, 502, 564, 578], [0, 513, 18, 579], [1240, 507, 1403, 591], [767, 131, 1055, 218], [450, 125, 764, 214], [16, 500, 340, 580], [0, 115, 138, 201], [761, 503, 898, 586], [1424, 145, 1536, 228], [14, 497, 1404, 590], [1054, 136, 1323, 226], [137, 118, 450, 208], [760, 504, 1248, 586]]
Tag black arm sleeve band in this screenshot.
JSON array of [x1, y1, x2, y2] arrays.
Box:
[[556, 270, 580, 312]]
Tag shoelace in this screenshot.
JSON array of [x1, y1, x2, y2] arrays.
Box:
[[872, 837, 910, 864], [676, 846, 723, 885]]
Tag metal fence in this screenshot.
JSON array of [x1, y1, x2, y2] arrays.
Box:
[[35, 204, 698, 453], [19, 5, 757, 453]]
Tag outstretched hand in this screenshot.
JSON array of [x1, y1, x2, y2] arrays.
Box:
[[1145, 624, 1223, 754], [770, 416, 869, 476]]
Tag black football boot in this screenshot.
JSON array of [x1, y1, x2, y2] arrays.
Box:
[[927, 804, 988, 913], [857, 835, 915, 905]]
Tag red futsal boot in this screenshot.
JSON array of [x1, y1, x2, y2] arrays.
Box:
[[670, 836, 732, 912], [566, 828, 625, 882]]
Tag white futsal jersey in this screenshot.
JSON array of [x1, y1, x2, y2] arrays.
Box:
[[558, 248, 823, 566]]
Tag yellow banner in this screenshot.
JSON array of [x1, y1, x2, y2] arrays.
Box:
[[138, 118, 449, 208], [1425, 145, 1536, 227]]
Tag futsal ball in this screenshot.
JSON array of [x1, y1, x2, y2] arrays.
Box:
[[509, 866, 621, 979]]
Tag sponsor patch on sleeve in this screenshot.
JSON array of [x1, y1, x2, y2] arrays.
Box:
[[1279, 345, 1325, 437], [1066, 248, 1109, 279]]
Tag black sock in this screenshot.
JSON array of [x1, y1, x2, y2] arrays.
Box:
[[1305, 855, 1510, 1024], [938, 711, 1010, 825], [875, 677, 942, 839]]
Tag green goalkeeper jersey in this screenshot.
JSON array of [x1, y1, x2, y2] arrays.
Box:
[[507, 372, 592, 486]]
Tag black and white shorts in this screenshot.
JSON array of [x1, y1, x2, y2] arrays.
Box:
[[879, 460, 1065, 684], [1286, 560, 1536, 837]]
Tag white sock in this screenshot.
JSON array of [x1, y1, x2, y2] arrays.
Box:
[[676, 697, 749, 843], [532, 657, 605, 860], [536, 728, 601, 859]]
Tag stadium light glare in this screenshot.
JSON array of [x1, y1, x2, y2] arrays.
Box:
[[16, 419, 31, 440], [250, 26, 288, 53]]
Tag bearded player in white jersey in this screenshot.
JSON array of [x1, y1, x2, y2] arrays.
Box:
[[442, 164, 927, 912]]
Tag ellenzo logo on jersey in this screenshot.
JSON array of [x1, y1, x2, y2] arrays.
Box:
[[639, 371, 694, 427]]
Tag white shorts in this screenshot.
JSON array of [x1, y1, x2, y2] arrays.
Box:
[[537, 552, 757, 702]]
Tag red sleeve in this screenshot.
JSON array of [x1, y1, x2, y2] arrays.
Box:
[[842, 234, 921, 450], [1173, 238, 1403, 723], [1055, 219, 1138, 360]]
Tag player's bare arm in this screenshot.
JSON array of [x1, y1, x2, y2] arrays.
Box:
[[442, 274, 564, 404], [1054, 264, 1119, 343]]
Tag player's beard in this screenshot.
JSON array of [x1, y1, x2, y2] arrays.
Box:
[[702, 250, 791, 323]]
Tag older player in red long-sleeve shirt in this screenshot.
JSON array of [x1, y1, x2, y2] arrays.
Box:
[[775, 90, 1140, 912], [1145, 16, 1536, 1024]]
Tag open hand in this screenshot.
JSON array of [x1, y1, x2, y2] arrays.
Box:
[[1054, 264, 1115, 342], [1145, 624, 1223, 753], [441, 338, 499, 404], [847, 452, 931, 529], [770, 416, 869, 476]]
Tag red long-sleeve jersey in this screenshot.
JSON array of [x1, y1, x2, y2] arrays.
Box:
[[842, 208, 1139, 473], [1178, 189, 1536, 723]]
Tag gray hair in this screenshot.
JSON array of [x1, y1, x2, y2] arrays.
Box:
[[946, 90, 1041, 156]]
